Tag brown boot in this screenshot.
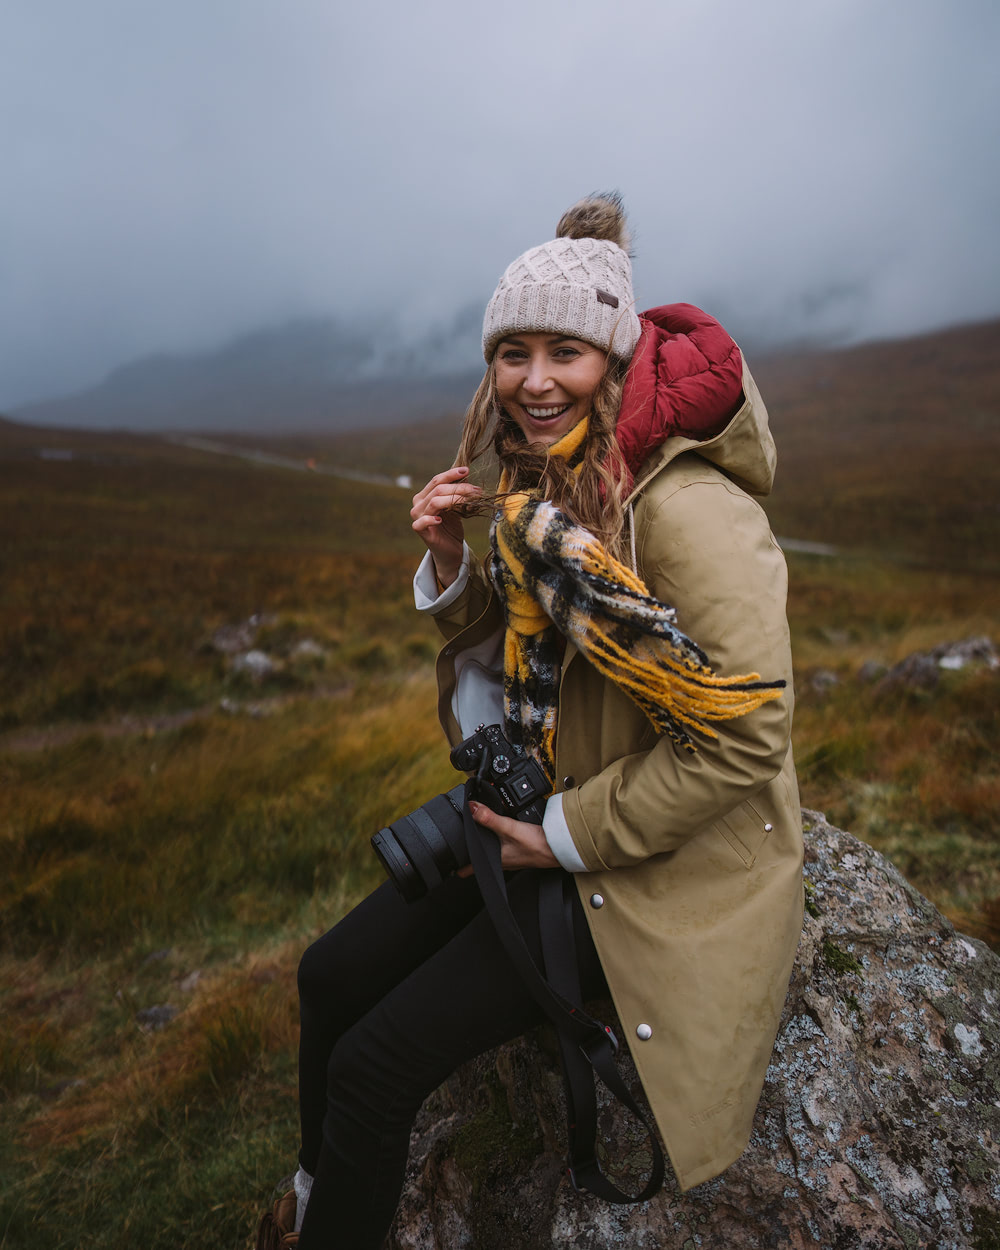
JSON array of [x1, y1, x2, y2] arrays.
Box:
[[255, 1188, 298, 1249]]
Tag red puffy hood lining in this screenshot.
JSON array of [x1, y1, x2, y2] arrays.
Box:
[[615, 303, 744, 483]]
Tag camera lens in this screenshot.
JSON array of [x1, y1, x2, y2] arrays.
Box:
[[371, 784, 467, 902], [373, 724, 549, 903]]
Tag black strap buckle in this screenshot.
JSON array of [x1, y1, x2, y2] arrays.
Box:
[[579, 1023, 618, 1064]]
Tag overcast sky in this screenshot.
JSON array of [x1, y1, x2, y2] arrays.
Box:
[[2, 0, 998, 408]]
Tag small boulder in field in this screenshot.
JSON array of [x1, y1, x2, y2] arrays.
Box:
[[135, 1004, 178, 1033], [876, 635, 998, 693], [930, 636, 998, 671], [230, 649, 276, 680]]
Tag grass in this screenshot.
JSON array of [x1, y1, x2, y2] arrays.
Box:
[[1, 671, 456, 1249], [1, 679, 451, 950], [0, 431, 465, 1247], [787, 560, 1000, 943], [0, 438, 439, 731], [758, 318, 1000, 571], [1, 322, 998, 1248]]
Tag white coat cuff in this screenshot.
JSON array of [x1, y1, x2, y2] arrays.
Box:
[[543, 792, 588, 873], [413, 544, 471, 613]]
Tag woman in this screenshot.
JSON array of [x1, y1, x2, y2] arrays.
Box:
[[258, 193, 803, 1249]]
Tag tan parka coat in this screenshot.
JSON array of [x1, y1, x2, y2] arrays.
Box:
[[429, 363, 803, 1192]]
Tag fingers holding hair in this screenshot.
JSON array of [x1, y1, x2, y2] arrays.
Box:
[[411, 466, 482, 585]]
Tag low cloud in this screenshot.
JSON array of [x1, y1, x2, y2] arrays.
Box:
[[1, 0, 998, 409]]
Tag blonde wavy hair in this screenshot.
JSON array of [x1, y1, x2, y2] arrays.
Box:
[[453, 352, 631, 556]]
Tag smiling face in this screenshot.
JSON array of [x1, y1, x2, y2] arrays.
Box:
[[493, 333, 607, 447]]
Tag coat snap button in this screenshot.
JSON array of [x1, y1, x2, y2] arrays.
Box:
[[636, 1023, 653, 1041], [562, 776, 575, 789], [764, 822, 773, 832], [589, 893, 605, 909]]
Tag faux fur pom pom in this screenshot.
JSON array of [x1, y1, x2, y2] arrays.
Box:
[[555, 191, 632, 255]]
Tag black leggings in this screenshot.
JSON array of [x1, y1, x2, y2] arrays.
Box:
[[295, 870, 608, 1249]]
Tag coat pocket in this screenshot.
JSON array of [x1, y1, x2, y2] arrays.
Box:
[[715, 799, 774, 869]]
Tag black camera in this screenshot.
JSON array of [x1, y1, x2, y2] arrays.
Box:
[[371, 724, 551, 902]]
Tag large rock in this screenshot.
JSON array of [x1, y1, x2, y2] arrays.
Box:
[[388, 811, 1000, 1249]]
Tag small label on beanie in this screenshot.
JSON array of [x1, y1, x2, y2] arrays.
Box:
[[596, 289, 619, 308]]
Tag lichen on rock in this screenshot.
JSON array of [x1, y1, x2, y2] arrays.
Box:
[[388, 811, 1000, 1250]]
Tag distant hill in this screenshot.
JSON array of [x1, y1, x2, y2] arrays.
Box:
[[219, 316, 1000, 569], [754, 316, 1000, 567], [11, 314, 483, 433], [2, 316, 998, 573], [7, 316, 998, 572]]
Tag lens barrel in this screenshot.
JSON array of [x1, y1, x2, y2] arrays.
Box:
[[373, 724, 550, 902], [371, 783, 467, 902]]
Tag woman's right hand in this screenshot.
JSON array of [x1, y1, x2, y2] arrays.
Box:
[[410, 467, 482, 589]]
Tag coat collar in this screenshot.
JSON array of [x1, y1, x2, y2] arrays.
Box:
[[615, 304, 744, 485]]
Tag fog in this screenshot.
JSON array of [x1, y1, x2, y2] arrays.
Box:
[[2, 0, 998, 409]]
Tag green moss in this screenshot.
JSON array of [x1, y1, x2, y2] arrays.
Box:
[[822, 940, 863, 976], [449, 1074, 541, 1194], [964, 1146, 993, 1184], [843, 992, 864, 1029], [803, 879, 821, 919], [933, 992, 966, 1025]]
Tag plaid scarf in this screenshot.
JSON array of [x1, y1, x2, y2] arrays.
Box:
[[488, 419, 785, 783]]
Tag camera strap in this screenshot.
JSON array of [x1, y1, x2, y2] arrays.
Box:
[[462, 783, 665, 1203]]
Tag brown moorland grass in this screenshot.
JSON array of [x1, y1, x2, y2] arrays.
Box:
[[0, 440, 440, 730], [1, 671, 452, 1248], [759, 317, 1000, 569], [1, 318, 998, 1249], [787, 555, 1000, 942]]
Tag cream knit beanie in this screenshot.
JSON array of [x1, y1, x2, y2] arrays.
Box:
[[481, 192, 642, 363]]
